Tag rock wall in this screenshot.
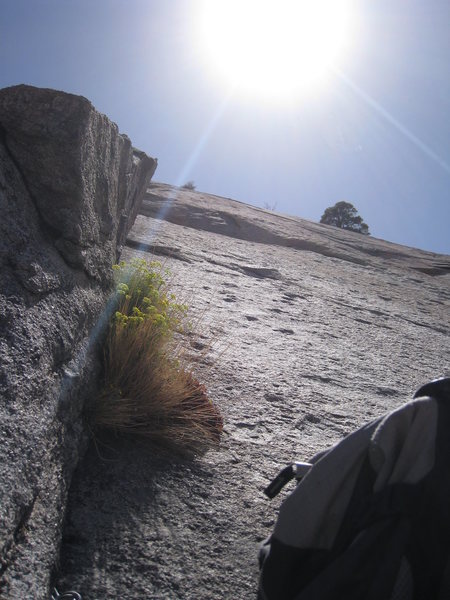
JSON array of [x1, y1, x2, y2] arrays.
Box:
[[0, 85, 157, 599], [56, 183, 449, 599]]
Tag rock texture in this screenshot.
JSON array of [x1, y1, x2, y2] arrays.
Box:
[[56, 183, 449, 599], [0, 85, 156, 599]]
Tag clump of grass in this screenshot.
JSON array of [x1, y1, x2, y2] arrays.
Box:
[[93, 258, 222, 455]]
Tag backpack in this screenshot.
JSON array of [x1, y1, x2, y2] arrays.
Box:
[[258, 377, 450, 600]]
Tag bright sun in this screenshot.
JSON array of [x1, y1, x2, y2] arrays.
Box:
[[198, 0, 354, 102]]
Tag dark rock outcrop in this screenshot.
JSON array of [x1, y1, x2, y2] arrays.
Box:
[[0, 85, 157, 599]]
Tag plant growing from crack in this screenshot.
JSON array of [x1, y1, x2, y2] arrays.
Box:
[[93, 258, 222, 455]]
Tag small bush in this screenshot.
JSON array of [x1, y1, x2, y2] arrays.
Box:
[[93, 259, 222, 455], [181, 180, 196, 190]]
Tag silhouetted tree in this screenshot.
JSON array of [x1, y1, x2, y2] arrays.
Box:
[[182, 180, 196, 190], [320, 201, 370, 235]]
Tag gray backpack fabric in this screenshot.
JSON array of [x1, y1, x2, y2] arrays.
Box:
[[258, 378, 450, 600]]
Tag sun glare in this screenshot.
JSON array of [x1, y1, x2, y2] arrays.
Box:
[[198, 0, 354, 102]]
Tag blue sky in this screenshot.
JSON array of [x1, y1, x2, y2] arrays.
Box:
[[1, 0, 449, 254]]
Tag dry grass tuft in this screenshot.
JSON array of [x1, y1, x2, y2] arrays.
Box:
[[93, 259, 222, 456]]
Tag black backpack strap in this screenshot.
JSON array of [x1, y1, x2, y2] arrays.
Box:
[[438, 557, 450, 599], [414, 377, 450, 402], [259, 380, 450, 600], [331, 380, 450, 599], [409, 380, 450, 598]]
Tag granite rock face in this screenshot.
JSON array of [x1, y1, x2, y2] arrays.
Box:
[[0, 85, 156, 599], [0, 85, 155, 284], [57, 183, 449, 599]]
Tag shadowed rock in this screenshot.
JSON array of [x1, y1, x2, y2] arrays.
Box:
[[0, 85, 156, 599]]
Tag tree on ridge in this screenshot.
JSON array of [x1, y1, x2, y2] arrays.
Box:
[[320, 201, 370, 235]]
